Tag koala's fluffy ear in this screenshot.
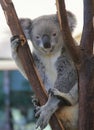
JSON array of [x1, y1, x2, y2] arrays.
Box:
[[20, 18, 32, 39], [67, 11, 76, 32]]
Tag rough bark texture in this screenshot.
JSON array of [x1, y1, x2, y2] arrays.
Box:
[[56, 0, 94, 130], [0, 0, 64, 130], [79, 0, 94, 129]]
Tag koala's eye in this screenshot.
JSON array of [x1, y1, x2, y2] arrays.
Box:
[[36, 35, 40, 39], [52, 32, 56, 37]]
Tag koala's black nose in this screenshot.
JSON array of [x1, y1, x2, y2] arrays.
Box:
[[42, 35, 51, 48]]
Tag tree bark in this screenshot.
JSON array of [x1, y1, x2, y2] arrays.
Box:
[[56, 0, 80, 64], [56, 0, 94, 130], [79, 0, 94, 129]]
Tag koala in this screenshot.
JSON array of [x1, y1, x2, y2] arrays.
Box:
[[11, 11, 78, 130]]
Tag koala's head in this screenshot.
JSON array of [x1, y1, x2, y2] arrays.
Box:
[[20, 11, 76, 55]]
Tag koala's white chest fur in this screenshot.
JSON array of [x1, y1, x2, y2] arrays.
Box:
[[39, 51, 61, 89]]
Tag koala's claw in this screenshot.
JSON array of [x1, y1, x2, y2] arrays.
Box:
[[48, 88, 54, 95], [35, 106, 41, 118], [35, 105, 51, 130], [11, 35, 21, 51], [32, 95, 39, 107], [49, 88, 61, 97], [48, 88, 58, 96], [11, 35, 20, 42], [36, 116, 48, 130]]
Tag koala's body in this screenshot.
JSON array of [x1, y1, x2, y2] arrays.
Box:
[[11, 12, 78, 130]]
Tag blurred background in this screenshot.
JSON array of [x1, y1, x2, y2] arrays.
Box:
[[0, 0, 83, 130]]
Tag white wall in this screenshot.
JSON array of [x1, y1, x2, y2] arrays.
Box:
[[0, 0, 83, 59]]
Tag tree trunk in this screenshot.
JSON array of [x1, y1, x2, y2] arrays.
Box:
[[56, 0, 94, 130], [79, 0, 94, 129]]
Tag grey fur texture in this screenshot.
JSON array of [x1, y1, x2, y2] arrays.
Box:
[[11, 11, 78, 130]]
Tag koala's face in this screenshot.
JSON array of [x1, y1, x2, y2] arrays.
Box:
[[20, 12, 76, 55], [30, 15, 63, 55]]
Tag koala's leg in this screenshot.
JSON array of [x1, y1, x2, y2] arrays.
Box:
[[35, 83, 78, 129], [35, 95, 60, 130], [49, 83, 78, 105], [11, 35, 27, 79], [56, 104, 78, 130]]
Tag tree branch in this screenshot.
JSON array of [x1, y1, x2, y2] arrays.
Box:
[[56, 0, 80, 64], [80, 0, 94, 55], [0, 0, 64, 130]]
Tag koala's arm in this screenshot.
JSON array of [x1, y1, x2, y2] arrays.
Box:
[[11, 36, 27, 79], [11, 19, 32, 79], [53, 54, 78, 105], [35, 82, 78, 129], [50, 82, 78, 105], [35, 84, 78, 129]]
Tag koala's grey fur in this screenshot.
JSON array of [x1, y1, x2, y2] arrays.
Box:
[[11, 11, 78, 130]]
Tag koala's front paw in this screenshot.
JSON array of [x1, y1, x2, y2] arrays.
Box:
[[35, 105, 51, 130], [49, 88, 72, 106], [32, 95, 39, 107], [48, 88, 60, 96], [11, 35, 21, 51]]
